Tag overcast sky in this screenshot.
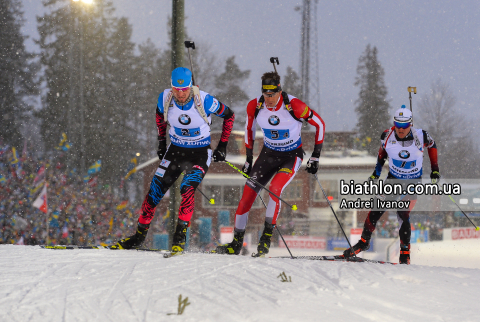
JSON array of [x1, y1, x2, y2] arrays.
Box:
[[21, 0, 480, 133]]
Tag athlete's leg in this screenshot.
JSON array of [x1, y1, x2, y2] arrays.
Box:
[[171, 148, 212, 252], [343, 206, 386, 257], [252, 155, 303, 256], [233, 150, 280, 232], [397, 195, 417, 264], [178, 150, 212, 223], [397, 196, 417, 244], [139, 146, 183, 225], [361, 209, 387, 240], [265, 156, 303, 225], [111, 146, 182, 249]]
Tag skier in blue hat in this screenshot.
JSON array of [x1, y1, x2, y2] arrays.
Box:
[[112, 67, 235, 253]]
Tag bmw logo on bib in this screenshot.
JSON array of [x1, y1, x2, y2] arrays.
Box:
[[399, 150, 410, 159], [179, 114, 191, 125], [268, 115, 280, 126]]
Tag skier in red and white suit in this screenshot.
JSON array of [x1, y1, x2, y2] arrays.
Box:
[[216, 71, 325, 256]]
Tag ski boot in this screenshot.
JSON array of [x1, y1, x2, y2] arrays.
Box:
[[111, 222, 150, 249], [399, 242, 410, 264], [343, 236, 370, 258], [171, 219, 189, 253], [253, 222, 275, 257], [215, 231, 245, 255]]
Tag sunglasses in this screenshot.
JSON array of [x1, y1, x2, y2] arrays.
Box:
[[394, 121, 411, 129], [172, 86, 191, 92], [263, 92, 278, 98]]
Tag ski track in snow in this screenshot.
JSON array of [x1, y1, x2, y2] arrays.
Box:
[[0, 245, 479, 322]]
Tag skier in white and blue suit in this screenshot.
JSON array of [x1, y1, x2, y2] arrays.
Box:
[[113, 67, 235, 252], [343, 105, 440, 264]]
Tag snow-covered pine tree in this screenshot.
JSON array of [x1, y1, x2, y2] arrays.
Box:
[[0, 0, 38, 148], [354, 45, 390, 155]]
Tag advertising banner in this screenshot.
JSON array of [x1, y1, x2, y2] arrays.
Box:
[[279, 236, 326, 250]]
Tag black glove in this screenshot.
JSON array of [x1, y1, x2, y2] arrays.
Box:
[[157, 139, 167, 160], [213, 142, 227, 162], [369, 171, 379, 181], [306, 156, 319, 174], [242, 155, 253, 176], [430, 170, 441, 184]]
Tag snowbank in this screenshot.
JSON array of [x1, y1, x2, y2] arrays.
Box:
[[0, 245, 478, 321]]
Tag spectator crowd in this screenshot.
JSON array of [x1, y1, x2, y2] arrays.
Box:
[[0, 145, 158, 246]]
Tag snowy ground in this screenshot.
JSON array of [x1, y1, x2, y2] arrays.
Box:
[[1, 240, 479, 322]]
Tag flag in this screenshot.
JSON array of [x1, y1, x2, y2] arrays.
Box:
[[33, 183, 48, 214], [88, 160, 102, 175], [50, 211, 60, 228], [87, 176, 98, 187], [124, 157, 138, 180], [10, 147, 19, 166], [116, 200, 128, 210], [56, 133, 72, 151], [34, 165, 45, 184], [62, 142, 72, 151], [83, 175, 90, 183], [108, 217, 114, 233], [0, 174, 6, 185]]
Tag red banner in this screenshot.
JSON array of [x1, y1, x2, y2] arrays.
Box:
[[279, 236, 326, 249], [451, 228, 480, 240]]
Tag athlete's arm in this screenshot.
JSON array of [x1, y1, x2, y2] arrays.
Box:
[[244, 98, 258, 152], [242, 98, 258, 175], [156, 108, 167, 139], [204, 94, 235, 161], [423, 130, 439, 173], [156, 92, 168, 159], [290, 97, 325, 158], [214, 102, 235, 147], [373, 131, 389, 177]]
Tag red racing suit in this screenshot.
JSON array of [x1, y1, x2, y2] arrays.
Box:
[[234, 93, 325, 232]]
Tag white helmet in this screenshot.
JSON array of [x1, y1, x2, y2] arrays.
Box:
[[394, 105, 412, 123]]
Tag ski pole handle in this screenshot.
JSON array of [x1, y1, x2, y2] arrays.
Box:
[[270, 57, 279, 74], [184, 41, 196, 85]]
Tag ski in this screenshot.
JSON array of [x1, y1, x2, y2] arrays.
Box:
[[272, 254, 397, 265], [40, 245, 170, 253]]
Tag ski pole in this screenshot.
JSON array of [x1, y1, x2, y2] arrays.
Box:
[[257, 193, 295, 259], [184, 41, 196, 85], [180, 173, 214, 204], [258, 192, 267, 208], [270, 57, 279, 73], [224, 160, 298, 210], [313, 174, 355, 254], [408, 86, 416, 123], [197, 187, 215, 205], [442, 191, 479, 230]]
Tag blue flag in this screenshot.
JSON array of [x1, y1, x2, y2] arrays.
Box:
[[88, 160, 102, 175]]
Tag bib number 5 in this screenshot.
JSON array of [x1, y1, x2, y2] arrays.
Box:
[[269, 129, 289, 140]]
